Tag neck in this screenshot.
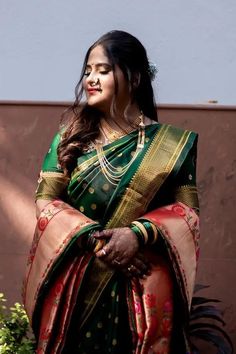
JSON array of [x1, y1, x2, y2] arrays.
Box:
[[103, 104, 142, 131]]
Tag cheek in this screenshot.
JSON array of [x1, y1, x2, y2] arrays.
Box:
[[82, 78, 87, 90], [103, 74, 115, 90]]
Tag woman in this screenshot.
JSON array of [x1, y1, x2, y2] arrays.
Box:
[[23, 30, 200, 354]]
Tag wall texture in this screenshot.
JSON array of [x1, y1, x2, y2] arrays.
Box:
[[0, 0, 236, 104], [0, 101, 235, 350]]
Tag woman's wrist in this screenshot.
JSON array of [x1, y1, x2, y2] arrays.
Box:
[[86, 230, 98, 250], [129, 220, 158, 246], [77, 226, 103, 251]]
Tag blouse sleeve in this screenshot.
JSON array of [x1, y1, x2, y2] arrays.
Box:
[[35, 132, 70, 201], [173, 137, 199, 214]]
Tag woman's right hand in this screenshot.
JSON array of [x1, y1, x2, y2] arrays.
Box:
[[93, 228, 151, 278], [121, 252, 151, 278]]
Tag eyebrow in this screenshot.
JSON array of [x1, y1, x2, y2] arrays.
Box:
[[85, 62, 112, 69]]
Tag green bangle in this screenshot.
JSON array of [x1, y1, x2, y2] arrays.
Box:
[[86, 230, 97, 250], [130, 220, 159, 246], [140, 220, 158, 244], [130, 224, 145, 246]]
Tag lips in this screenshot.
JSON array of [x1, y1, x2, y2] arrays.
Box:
[[87, 88, 101, 94]]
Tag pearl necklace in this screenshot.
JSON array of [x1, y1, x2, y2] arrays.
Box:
[[94, 112, 145, 186]]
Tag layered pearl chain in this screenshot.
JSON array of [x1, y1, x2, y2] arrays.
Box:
[[94, 112, 145, 186]]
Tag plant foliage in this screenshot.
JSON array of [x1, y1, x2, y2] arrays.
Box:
[[0, 293, 35, 354], [189, 285, 234, 354]]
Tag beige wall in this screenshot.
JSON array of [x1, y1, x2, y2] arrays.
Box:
[[0, 102, 235, 348]]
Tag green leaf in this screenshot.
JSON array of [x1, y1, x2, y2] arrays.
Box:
[[190, 322, 233, 350], [190, 305, 225, 325], [0, 293, 35, 353], [192, 296, 221, 306], [190, 329, 233, 354], [194, 284, 210, 293]]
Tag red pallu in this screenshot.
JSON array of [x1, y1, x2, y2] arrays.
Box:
[[23, 201, 199, 353]]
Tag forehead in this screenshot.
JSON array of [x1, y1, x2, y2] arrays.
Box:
[[86, 45, 110, 66]]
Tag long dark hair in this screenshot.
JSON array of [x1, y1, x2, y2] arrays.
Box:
[[58, 30, 158, 175]]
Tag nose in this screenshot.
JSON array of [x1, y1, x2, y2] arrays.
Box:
[[86, 72, 97, 86], [89, 77, 100, 88]]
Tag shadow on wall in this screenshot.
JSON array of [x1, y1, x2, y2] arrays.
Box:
[[0, 102, 235, 349], [0, 103, 63, 304]]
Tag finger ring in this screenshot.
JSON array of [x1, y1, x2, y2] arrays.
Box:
[[101, 248, 107, 256], [114, 259, 121, 266], [128, 265, 134, 272]]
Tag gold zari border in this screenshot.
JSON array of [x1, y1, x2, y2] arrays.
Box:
[[39, 171, 69, 179], [36, 171, 69, 200], [106, 125, 192, 228], [175, 185, 199, 212]]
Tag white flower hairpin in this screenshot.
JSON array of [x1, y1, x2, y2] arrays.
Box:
[[148, 61, 158, 81]]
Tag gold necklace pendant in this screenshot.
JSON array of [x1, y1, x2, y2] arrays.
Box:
[[100, 125, 123, 143], [100, 119, 125, 143]]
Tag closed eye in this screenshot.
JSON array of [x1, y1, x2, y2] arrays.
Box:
[[100, 70, 110, 75]]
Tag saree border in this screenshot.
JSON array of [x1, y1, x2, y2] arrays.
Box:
[[106, 124, 195, 228], [175, 185, 199, 213], [23, 200, 97, 321], [76, 125, 197, 331], [143, 202, 200, 308]]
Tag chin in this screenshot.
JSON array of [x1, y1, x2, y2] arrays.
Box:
[[87, 99, 109, 112]]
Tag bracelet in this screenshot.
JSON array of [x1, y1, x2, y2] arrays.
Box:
[[130, 224, 146, 246], [86, 230, 97, 250], [80, 228, 105, 251], [131, 221, 148, 245], [93, 239, 106, 253], [130, 220, 158, 246], [149, 222, 158, 244]]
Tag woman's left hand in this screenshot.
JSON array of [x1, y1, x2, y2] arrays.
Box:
[[94, 227, 139, 267]]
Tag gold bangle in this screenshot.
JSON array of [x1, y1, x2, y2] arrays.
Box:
[[150, 222, 158, 244], [93, 239, 106, 253], [131, 221, 149, 244]]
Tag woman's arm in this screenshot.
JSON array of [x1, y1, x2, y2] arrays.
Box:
[[35, 132, 70, 217], [173, 139, 199, 213], [36, 199, 51, 218]]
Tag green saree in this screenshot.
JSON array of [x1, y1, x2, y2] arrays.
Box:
[[23, 123, 200, 354]]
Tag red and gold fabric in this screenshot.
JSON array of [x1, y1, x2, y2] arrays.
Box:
[[23, 123, 199, 353]]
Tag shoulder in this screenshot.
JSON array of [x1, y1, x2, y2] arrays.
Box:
[[156, 123, 198, 141], [48, 130, 64, 150], [157, 122, 197, 135]]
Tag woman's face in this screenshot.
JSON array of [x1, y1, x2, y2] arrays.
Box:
[[83, 45, 130, 114]]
